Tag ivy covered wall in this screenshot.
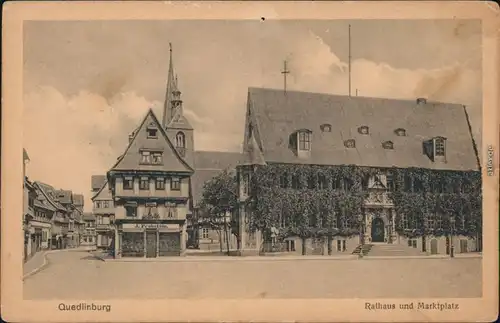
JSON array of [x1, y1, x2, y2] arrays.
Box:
[[244, 163, 481, 241]]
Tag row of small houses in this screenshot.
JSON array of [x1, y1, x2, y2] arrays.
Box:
[[22, 149, 95, 262]]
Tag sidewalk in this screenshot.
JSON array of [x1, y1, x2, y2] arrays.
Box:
[[363, 252, 482, 260], [92, 251, 482, 263], [23, 246, 93, 280], [23, 251, 47, 277], [92, 253, 359, 262]]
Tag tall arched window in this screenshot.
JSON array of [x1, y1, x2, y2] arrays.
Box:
[[175, 132, 186, 157], [175, 132, 186, 149]]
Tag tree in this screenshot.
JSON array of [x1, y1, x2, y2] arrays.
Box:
[[199, 170, 239, 255]]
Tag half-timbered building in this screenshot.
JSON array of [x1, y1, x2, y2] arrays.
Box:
[[107, 108, 194, 258], [91, 177, 115, 250]]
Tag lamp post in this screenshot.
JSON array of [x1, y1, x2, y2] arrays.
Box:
[[388, 216, 393, 244], [359, 210, 365, 257], [450, 215, 455, 258]]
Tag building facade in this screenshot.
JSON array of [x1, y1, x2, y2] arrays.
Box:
[[91, 178, 115, 249], [82, 212, 97, 248], [23, 178, 38, 261], [34, 181, 83, 249], [236, 88, 482, 256], [107, 107, 194, 258]]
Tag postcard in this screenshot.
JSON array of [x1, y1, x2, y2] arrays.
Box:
[[1, 1, 498, 322]]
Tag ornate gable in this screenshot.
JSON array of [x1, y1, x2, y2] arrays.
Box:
[[110, 109, 193, 174]]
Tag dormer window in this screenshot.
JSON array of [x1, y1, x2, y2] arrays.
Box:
[[298, 130, 312, 151], [146, 122, 158, 138], [344, 139, 356, 148], [320, 124, 332, 132], [358, 126, 369, 135], [394, 128, 406, 136], [382, 141, 394, 150], [416, 98, 427, 105], [434, 136, 446, 157]]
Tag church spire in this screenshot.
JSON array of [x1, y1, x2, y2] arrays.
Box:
[[171, 74, 183, 116], [162, 42, 175, 128]]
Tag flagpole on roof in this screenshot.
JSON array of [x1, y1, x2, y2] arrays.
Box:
[[348, 24, 352, 97]]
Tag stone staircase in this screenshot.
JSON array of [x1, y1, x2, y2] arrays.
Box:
[[367, 243, 428, 257], [352, 244, 373, 256]]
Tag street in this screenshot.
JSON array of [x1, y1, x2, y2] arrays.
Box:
[[23, 251, 482, 299]]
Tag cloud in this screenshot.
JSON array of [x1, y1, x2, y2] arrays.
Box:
[[23, 30, 481, 211]]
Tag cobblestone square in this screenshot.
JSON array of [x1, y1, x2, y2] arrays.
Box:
[[23, 251, 482, 299]]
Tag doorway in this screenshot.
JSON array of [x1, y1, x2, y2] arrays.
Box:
[[430, 238, 438, 254], [146, 231, 157, 258], [371, 217, 385, 242]]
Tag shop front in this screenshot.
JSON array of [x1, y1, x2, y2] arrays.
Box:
[[116, 220, 186, 258]]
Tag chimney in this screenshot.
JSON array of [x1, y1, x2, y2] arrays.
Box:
[[416, 98, 427, 105]]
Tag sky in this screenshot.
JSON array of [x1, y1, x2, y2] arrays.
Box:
[[23, 19, 482, 211]]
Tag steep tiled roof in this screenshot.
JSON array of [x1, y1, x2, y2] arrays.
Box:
[[55, 190, 73, 204], [246, 87, 480, 171], [110, 109, 194, 173], [72, 194, 84, 207], [191, 170, 221, 207], [91, 180, 112, 201], [194, 151, 242, 170], [91, 175, 106, 191], [33, 185, 56, 212], [83, 212, 96, 221], [24, 177, 35, 191], [191, 151, 242, 206], [35, 182, 67, 211]]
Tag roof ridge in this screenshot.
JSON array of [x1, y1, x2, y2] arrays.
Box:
[[34, 182, 66, 211], [248, 87, 465, 107]]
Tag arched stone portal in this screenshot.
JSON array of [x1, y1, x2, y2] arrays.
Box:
[[371, 217, 385, 242]]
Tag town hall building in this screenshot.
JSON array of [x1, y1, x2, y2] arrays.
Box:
[[236, 87, 482, 256]]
